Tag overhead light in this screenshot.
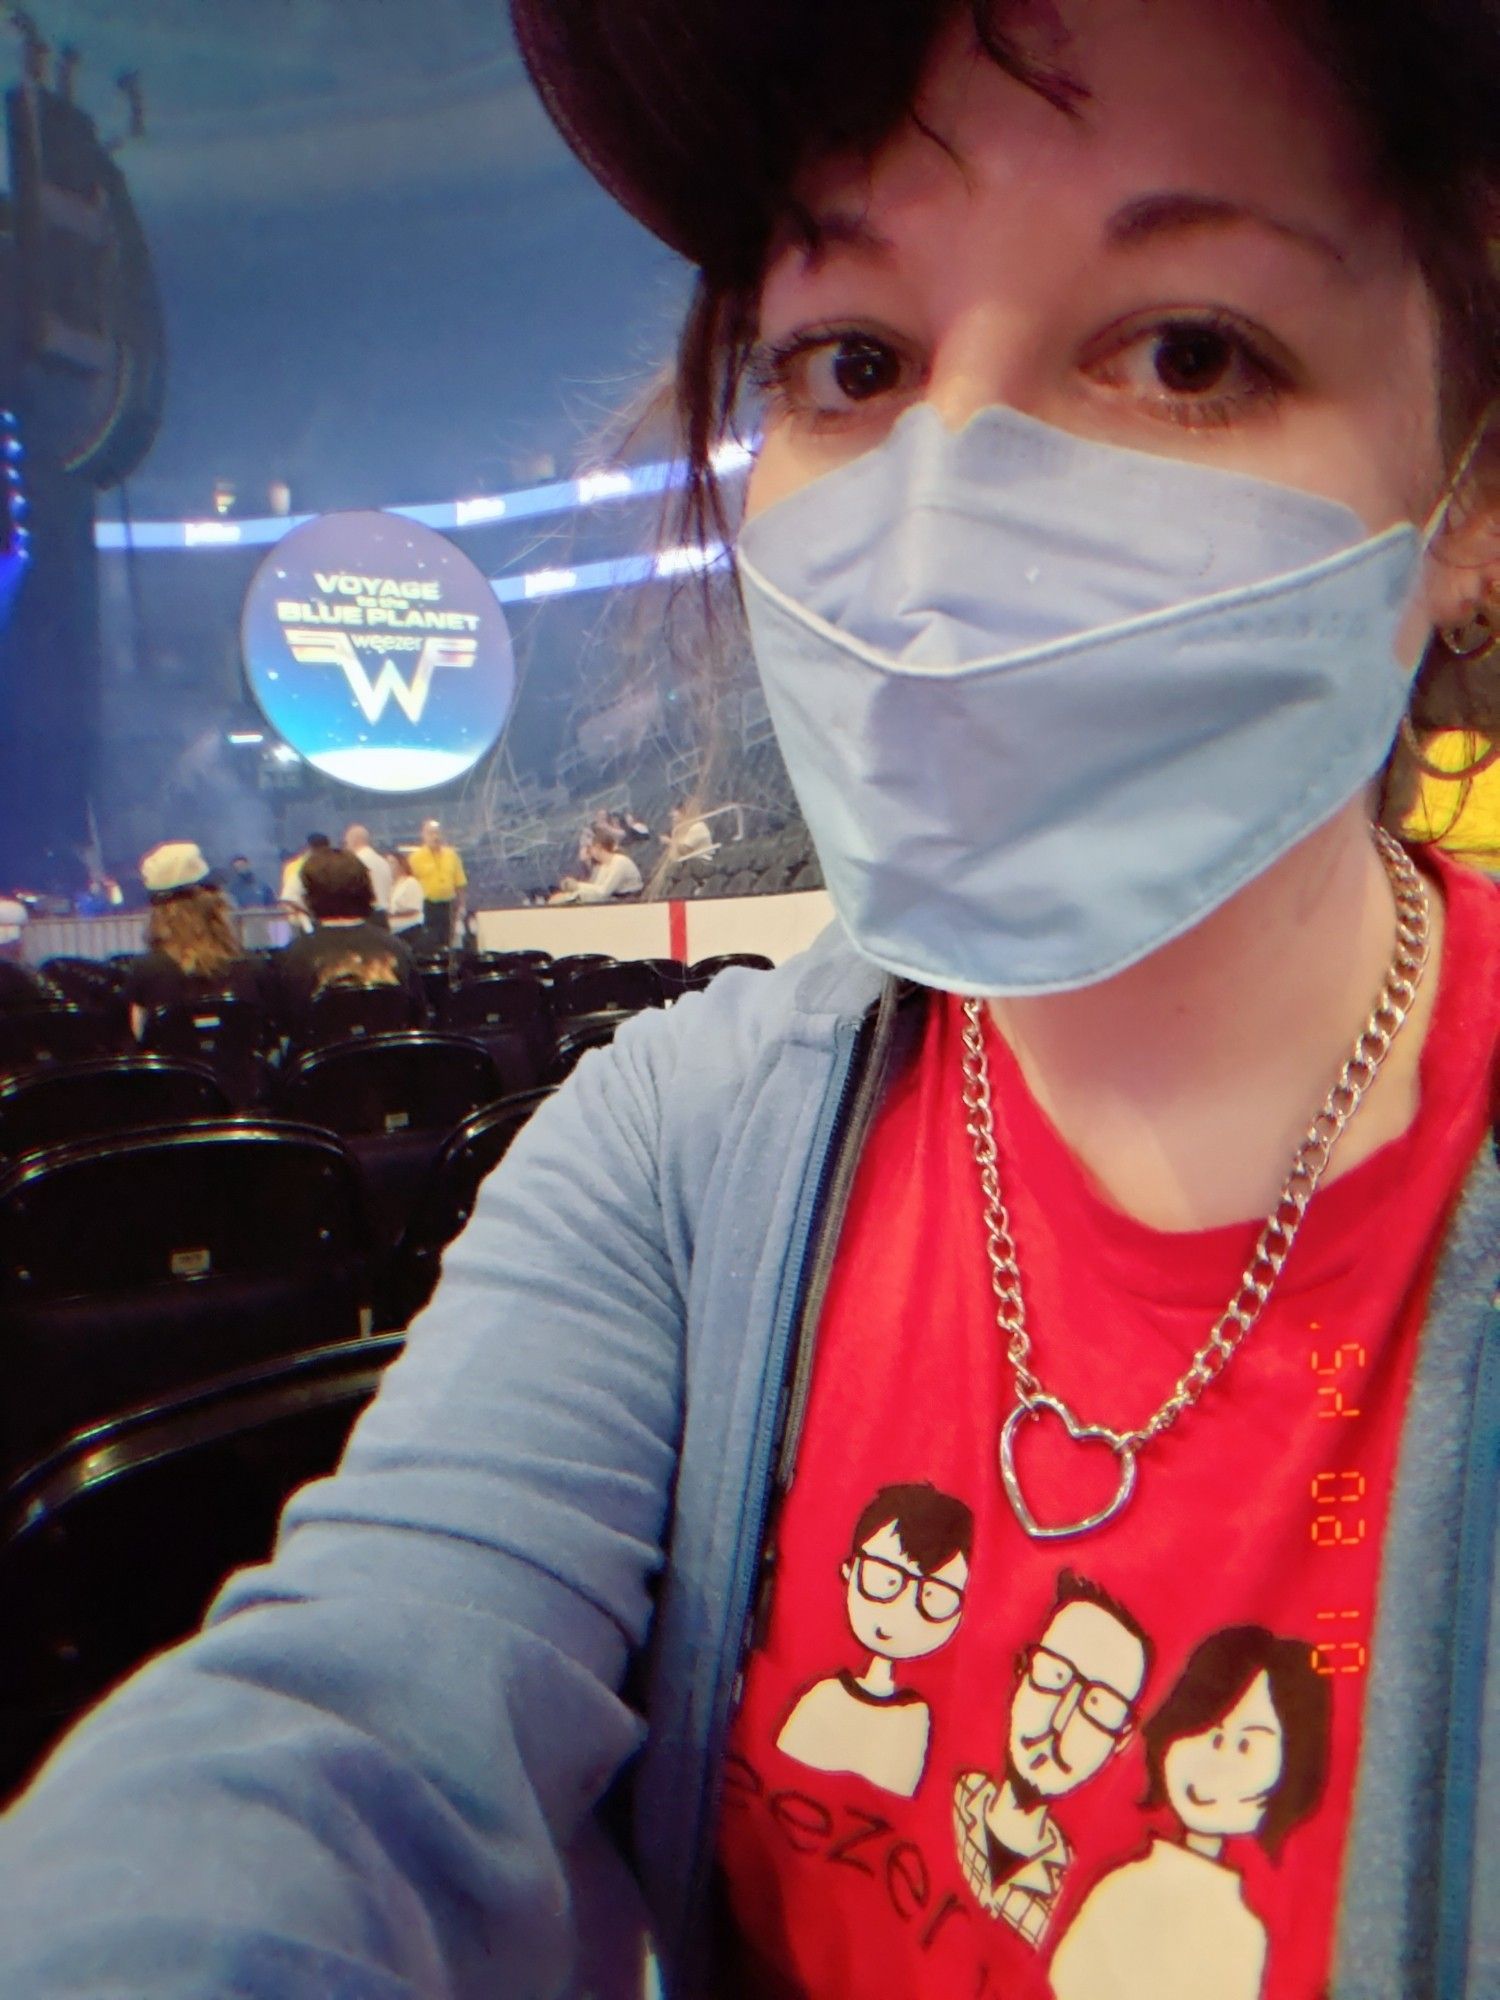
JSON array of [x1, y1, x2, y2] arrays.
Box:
[[226, 730, 264, 746]]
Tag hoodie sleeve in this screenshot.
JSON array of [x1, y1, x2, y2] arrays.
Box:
[[0, 1005, 689, 1999]]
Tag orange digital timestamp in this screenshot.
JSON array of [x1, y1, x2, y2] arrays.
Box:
[[1311, 1343, 1365, 1419], [1311, 1608, 1368, 1678], [1309, 1466, 1367, 1547]]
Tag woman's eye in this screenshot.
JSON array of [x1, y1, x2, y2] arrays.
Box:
[[752, 331, 914, 423], [1090, 315, 1289, 429]]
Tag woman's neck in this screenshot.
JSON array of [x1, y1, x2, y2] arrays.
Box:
[[985, 803, 1444, 1231]]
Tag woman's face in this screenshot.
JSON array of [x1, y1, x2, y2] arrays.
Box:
[[747, 0, 1479, 628], [1163, 1668, 1285, 1840]]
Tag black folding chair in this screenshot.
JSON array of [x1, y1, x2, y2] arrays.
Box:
[[139, 996, 269, 1106], [688, 953, 776, 988], [556, 961, 665, 1020], [277, 1033, 503, 1241], [0, 1334, 405, 1801], [441, 975, 551, 1092], [0, 1006, 118, 1076], [0, 1120, 376, 1477], [547, 1010, 633, 1085], [300, 981, 421, 1050], [378, 1087, 556, 1328], [0, 1055, 229, 1156], [548, 953, 615, 988], [644, 958, 691, 1003]]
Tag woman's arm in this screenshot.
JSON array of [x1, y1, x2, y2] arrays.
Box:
[[0, 1012, 689, 1998]]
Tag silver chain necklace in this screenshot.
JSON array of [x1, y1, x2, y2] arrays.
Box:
[[960, 828, 1432, 1541]]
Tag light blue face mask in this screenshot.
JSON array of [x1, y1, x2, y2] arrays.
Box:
[[735, 402, 1426, 997]]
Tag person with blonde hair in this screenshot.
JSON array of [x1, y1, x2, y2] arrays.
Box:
[[123, 841, 267, 1039]]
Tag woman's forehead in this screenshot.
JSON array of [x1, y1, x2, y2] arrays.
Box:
[[779, 0, 1388, 276]]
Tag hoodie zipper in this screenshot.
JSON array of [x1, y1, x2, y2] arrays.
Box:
[[673, 976, 904, 1991]]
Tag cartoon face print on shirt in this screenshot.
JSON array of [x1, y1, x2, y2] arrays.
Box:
[[776, 1482, 973, 1798], [1050, 1627, 1333, 2000], [954, 1570, 1153, 1947]]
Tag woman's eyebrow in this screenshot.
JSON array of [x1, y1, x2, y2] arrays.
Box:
[[1106, 190, 1351, 272], [795, 208, 897, 269]]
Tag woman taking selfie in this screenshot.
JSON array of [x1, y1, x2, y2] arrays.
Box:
[[0, 2, 1493, 1996]]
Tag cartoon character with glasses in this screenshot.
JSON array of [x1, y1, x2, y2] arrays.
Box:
[[776, 1482, 974, 1798], [954, 1570, 1153, 1946]]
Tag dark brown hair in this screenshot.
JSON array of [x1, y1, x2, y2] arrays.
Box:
[[648, 0, 1499, 778], [302, 847, 375, 921], [1142, 1626, 1333, 1860], [850, 1481, 974, 1574]]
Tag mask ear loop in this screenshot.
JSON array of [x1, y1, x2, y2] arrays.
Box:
[[1400, 402, 1500, 782]]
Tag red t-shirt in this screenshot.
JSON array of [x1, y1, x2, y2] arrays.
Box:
[[719, 852, 1499, 2000]]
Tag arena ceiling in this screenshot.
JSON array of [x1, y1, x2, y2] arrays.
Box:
[[14, 1, 564, 211]]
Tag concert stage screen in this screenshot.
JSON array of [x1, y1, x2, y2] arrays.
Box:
[[241, 510, 515, 794]]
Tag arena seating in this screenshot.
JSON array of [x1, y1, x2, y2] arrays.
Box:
[[0, 1055, 229, 1155], [0, 1005, 120, 1071], [277, 1032, 504, 1240], [439, 974, 553, 1093], [0, 1120, 375, 1478], [378, 1087, 555, 1329], [556, 960, 664, 1019], [546, 1009, 633, 1085], [0, 1333, 405, 1802], [299, 980, 423, 1049], [139, 996, 268, 1106]]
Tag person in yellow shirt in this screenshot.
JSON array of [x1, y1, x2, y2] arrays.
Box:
[[1400, 729, 1500, 878], [407, 819, 467, 950]]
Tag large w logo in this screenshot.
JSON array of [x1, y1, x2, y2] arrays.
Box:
[[285, 630, 477, 725]]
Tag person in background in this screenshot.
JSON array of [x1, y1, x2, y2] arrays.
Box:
[[407, 818, 466, 950], [344, 823, 395, 923], [123, 841, 266, 1040], [548, 826, 644, 904], [269, 848, 425, 1033], [662, 802, 717, 865], [223, 855, 276, 910], [0, 894, 43, 1007], [387, 849, 425, 937], [278, 831, 329, 934], [75, 869, 124, 916]]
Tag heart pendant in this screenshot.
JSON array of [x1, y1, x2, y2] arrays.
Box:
[[999, 1395, 1138, 1540]]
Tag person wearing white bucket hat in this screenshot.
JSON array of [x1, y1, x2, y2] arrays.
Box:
[[123, 840, 269, 1038], [0, 6, 1492, 1997]]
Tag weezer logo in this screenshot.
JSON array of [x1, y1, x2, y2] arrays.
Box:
[[284, 629, 477, 725]]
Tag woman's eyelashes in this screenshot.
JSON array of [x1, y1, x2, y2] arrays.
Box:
[[1083, 312, 1296, 432], [749, 311, 1297, 434], [747, 325, 923, 431]]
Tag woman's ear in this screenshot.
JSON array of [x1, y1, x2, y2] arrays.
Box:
[[1421, 418, 1500, 643]]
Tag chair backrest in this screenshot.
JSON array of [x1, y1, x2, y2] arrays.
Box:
[[278, 1032, 502, 1137], [39, 958, 127, 1007], [548, 953, 614, 986], [546, 1011, 630, 1085], [380, 1088, 555, 1327], [139, 996, 267, 1104], [0, 1334, 405, 1798], [0, 1006, 117, 1077], [443, 974, 551, 1033], [0, 1055, 229, 1156], [0, 1120, 375, 1473], [556, 961, 664, 1019], [690, 953, 776, 982], [479, 949, 551, 974], [302, 981, 419, 1048], [644, 958, 690, 1002]]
